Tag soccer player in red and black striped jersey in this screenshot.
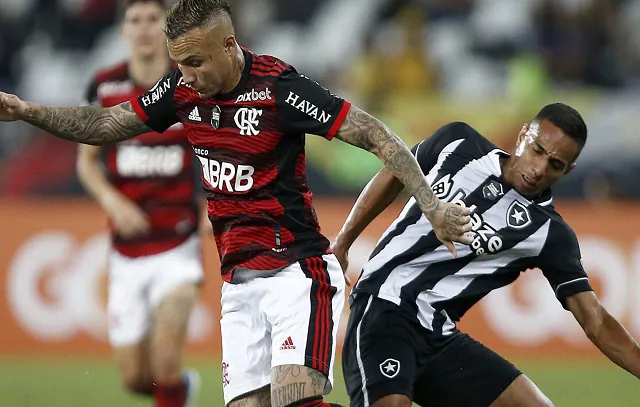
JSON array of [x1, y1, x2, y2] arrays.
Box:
[[0, 0, 475, 405], [76, 2, 202, 407]]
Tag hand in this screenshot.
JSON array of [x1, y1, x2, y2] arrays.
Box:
[[104, 195, 150, 239], [0, 92, 29, 122], [427, 200, 473, 259], [331, 244, 353, 286]]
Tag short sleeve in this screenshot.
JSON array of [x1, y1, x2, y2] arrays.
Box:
[[409, 122, 478, 174], [275, 68, 351, 140], [130, 70, 181, 133], [537, 221, 593, 309], [84, 79, 99, 106]]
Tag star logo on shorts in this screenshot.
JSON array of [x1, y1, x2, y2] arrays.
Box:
[[379, 358, 400, 379], [506, 200, 531, 229]]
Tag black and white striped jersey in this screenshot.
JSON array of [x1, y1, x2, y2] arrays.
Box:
[[351, 122, 593, 335]]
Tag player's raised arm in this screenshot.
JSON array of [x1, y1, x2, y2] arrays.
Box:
[[0, 93, 152, 145], [566, 291, 640, 378], [334, 105, 473, 257]]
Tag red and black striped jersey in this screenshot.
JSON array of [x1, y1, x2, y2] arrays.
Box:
[[131, 48, 351, 281], [86, 62, 200, 258]]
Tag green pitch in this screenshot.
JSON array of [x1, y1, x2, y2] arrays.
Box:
[[1, 357, 638, 406]]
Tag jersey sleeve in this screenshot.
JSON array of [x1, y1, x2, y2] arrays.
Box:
[[274, 67, 351, 140], [130, 70, 181, 133], [409, 121, 478, 174], [537, 221, 593, 309]]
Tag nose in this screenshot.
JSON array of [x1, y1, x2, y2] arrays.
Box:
[[530, 157, 547, 180], [178, 65, 196, 86]]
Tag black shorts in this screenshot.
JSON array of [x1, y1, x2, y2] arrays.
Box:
[[342, 295, 522, 407]]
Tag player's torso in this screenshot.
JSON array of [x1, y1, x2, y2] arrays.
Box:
[[93, 64, 199, 257], [357, 131, 558, 313], [167, 55, 328, 275]]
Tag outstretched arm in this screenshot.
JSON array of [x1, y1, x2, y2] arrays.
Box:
[[334, 105, 472, 257], [567, 291, 640, 378], [0, 92, 152, 145]]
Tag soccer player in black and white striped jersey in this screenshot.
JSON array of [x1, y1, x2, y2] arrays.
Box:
[[334, 104, 640, 407]]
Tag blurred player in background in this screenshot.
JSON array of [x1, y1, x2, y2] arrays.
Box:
[[76, 1, 202, 406], [334, 104, 640, 407]]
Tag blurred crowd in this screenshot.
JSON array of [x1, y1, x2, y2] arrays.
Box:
[[0, 0, 639, 199]]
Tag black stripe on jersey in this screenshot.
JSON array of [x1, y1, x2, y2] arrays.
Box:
[[418, 213, 552, 334], [366, 138, 472, 261], [272, 134, 330, 252], [356, 172, 505, 298], [391, 177, 514, 301], [429, 257, 528, 334]]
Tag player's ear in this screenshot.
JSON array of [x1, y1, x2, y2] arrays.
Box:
[[517, 123, 528, 143], [223, 35, 236, 53]]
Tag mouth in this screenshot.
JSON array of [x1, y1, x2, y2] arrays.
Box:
[[521, 174, 537, 190]]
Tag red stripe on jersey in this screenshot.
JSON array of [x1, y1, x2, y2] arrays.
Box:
[[216, 225, 295, 255], [203, 131, 282, 154], [207, 196, 285, 218], [131, 98, 149, 122], [326, 101, 352, 140], [250, 71, 282, 77]]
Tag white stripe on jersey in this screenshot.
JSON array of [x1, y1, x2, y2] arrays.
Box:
[[375, 188, 526, 306], [370, 137, 466, 251], [359, 143, 505, 288], [416, 219, 551, 333]]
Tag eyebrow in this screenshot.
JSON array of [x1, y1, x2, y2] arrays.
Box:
[[534, 141, 568, 167]]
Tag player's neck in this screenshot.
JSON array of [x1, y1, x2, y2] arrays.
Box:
[[129, 53, 171, 89], [219, 44, 245, 95]]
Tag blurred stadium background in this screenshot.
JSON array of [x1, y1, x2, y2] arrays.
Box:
[[1, 0, 640, 405]]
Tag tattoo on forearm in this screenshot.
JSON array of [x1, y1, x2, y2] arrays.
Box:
[[271, 383, 306, 406], [336, 106, 440, 214], [23, 102, 151, 145]]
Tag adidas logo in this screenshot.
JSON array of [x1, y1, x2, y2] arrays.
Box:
[[188, 107, 201, 122], [280, 336, 296, 350]]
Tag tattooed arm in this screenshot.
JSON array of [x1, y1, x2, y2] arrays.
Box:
[[334, 105, 473, 258], [0, 92, 151, 145]]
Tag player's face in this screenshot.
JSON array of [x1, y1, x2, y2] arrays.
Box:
[[121, 2, 166, 59], [167, 24, 237, 99], [509, 119, 579, 197]]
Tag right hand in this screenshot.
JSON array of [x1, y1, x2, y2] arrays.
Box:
[[0, 92, 29, 121], [104, 195, 150, 240], [427, 200, 474, 259]]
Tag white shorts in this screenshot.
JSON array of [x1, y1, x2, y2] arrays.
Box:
[[107, 234, 203, 347], [220, 254, 346, 404]]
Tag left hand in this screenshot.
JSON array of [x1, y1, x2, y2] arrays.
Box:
[[426, 200, 474, 258], [331, 244, 353, 286]]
